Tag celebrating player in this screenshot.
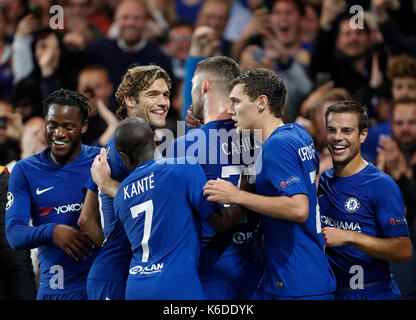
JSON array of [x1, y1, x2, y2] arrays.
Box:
[[168, 56, 263, 300], [6, 89, 99, 300], [113, 117, 240, 299], [318, 100, 412, 300], [78, 65, 172, 300], [203, 69, 336, 300]]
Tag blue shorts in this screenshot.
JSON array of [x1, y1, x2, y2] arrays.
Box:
[[335, 279, 401, 300], [251, 287, 334, 300], [37, 288, 88, 300], [87, 279, 126, 300], [202, 273, 260, 300]]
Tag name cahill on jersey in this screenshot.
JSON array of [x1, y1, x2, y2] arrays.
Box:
[[123, 172, 155, 200]]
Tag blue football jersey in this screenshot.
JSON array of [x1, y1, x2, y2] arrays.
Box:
[[85, 137, 132, 297], [168, 120, 263, 297], [6, 145, 100, 296], [113, 158, 219, 299], [318, 163, 410, 288], [254, 123, 336, 297]]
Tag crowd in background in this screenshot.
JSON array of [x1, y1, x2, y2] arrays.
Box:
[[0, 0, 416, 300]]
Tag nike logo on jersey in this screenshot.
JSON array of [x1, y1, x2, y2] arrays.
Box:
[[36, 186, 54, 195]]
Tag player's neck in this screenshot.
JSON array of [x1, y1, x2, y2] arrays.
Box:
[[262, 117, 284, 142], [334, 154, 368, 177], [204, 97, 232, 124], [50, 144, 82, 166]]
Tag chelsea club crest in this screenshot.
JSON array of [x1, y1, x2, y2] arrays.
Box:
[[344, 197, 360, 213]]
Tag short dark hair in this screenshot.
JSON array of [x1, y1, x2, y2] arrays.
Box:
[[231, 68, 287, 118], [196, 56, 241, 94], [325, 100, 369, 132], [43, 88, 90, 122]]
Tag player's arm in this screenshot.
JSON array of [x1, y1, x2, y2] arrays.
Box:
[[77, 189, 104, 247], [91, 148, 120, 198], [203, 178, 309, 223], [321, 227, 412, 263]]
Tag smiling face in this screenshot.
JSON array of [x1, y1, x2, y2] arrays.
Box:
[[115, 0, 148, 46], [336, 19, 370, 59], [45, 104, 88, 165], [125, 78, 170, 128], [326, 112, 367, 166]]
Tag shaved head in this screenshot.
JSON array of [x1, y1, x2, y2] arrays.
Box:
[[115, 117, 155, 170]]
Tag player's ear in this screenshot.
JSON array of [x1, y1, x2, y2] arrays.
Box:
[[81, 119, 88, 134], [256, 95, 268, 113], [202, 78, 211, 94], [119, 151, 133, 170], [360, 127, 368, 144]]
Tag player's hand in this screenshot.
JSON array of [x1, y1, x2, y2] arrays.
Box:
[[203, 178, 240, 204], [53, 224, 96, 261], [185, 106, 202, 128], [91, 148, 111, 188], [321, 227, 354, 247]]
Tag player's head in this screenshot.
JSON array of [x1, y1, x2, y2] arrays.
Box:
[[114, 117, 155, 171], [115, 65, 171, 129], [229, 68, 286, 133], [191, 56, 241, 121], [325, 100, 369, 166], [43, 88, 90, 165], [391, 98, 416, 155]]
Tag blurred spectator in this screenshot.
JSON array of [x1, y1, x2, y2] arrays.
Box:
[[0, 166, 37, 300], [162, 19, 193, 79], [146, 0, 178, 39], [310, 5, 388, 110], [223, 0, 253, 43], [195, 0, 231, 56], [0, 7, 13, 95], [376, 98, 416, 300], [0, 99, 21, 167], [362, 54, 416, 163], [174, 0, 205, 24], [73, 0, 174, 94], [76, 65, 119, 146], [0, 0, 25, 37], [373, 0, 416, 56], [232, 0, 312, 68], [88, 0, 113, 35], [12, 27, 78, 116], [62, 0, 105, 45], [19, 116, 47, 161], [300, 1, 320, 46]]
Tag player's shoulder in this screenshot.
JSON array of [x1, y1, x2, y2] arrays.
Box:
[[82, 144, 101, 157], [364, 163, 398, 188]]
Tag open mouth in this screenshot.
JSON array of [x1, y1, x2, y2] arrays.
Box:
[[331, 144, 347, 155], [52, 140, 69, 148], [151, 108, 167, 116]]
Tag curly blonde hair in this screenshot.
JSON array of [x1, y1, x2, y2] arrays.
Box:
[[387, 54, 416, 81], [115, 65, 171, 120]]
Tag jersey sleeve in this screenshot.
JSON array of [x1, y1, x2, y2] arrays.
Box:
[[373, 176, 409, 238], [84, 176, 98, 194], [182, 161, 219, 220], [5, 163, 58, 250], [264, 140, 308, 197]]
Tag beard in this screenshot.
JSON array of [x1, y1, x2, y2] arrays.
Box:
[[191, 100, 204, 122]]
